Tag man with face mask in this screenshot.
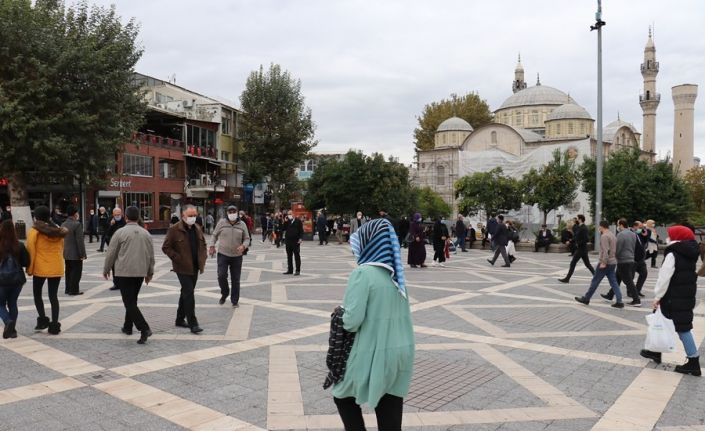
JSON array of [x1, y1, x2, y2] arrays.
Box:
[[86, 209, 98, 243], [162, 205, 207, 333], [282, 210, 303, 275], [105, 207, 126, 291], [209, 205, 250, 307]]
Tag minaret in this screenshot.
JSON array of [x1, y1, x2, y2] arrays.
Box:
[[672, 84, 698, 176], [639, 28, 660, 157], [512, 54, 526, 93]]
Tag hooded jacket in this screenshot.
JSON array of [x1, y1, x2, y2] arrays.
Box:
[[660, 240, 699, 332], [27, 221, 67, 277]]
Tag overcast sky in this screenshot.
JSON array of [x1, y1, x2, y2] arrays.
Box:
[[86, 0, 705, 165]]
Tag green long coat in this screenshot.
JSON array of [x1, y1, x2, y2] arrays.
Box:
[[332, 265, 415, 408]]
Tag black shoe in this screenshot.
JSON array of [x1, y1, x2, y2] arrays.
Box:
[[674, 357, 701, 376], [509, 256, 516, 263], [232, 303, 239, 308], [501, 264, 510, 267], [97, 249, 104, 252], [574, 296, 589, 305], [121, 327, 133, 335], [68, 292, 84, 296], [47, 321, 61, 335], [628, 299, 642, 307], [487, 259, 494, 266], [410, 265, 418, 268], [558, 278, 569, 283], [219, 296, 226, 305], [640, 349, 662, 364], [3, 320, 15, 339], [190, 325, 203, 334], [282, 271, 293, 275], [109, 286, 119, 291], [611, 302, 625, 309], [600, 293, 612, 302], [175, 320, 189, 328], [461, 250, 468, 252], [35, 316, 50, 331], [294, 271, 300, 276], [137, 329, 152, 345], [638, 292, 645, 298]]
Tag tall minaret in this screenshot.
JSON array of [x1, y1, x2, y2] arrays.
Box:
[[512, 54, 527, 93], [639, 28, 659, 157], [672, 84, 698, 176]]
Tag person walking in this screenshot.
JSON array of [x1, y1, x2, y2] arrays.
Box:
[[432, 218, 448, 267], [534, 224, 553, 252], [487, 215, 510, 267], [558, 214, 594, 283], [0, 220, 30, 339], [645, 219, 660, 268], [407, 213, 427, 268], [350, 212, 366, 236], [317, 211, 328, 245], [398, 216, 410, 248], [162, 205, 207, 334], [574, 221, 623, 308], [273, 212, 284, 248], [282, 210, 303, 275], [61, 206, 86, 296], [259, 213, 268, 243], [639, 225, 701, 376], [86, 209, 98, 243], [105, 207, 126, 291], [96, 206, 110, 252], [331, 218, 415, 431], [486, 214, 498, 251], [454, 215, 468, 253], [205, 213, 214, 235], [209, 205, 250, 307], [506, 220, 519, 263], [601, 219, 642, 306], [26, 205, 67, 335], [634, 221, 650, 296], [102, 206, 154, 344]]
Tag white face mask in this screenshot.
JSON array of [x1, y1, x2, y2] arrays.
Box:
[[227, 213, 238, 222], [288, 215, 294, 220], [185, 216, 197, 226], [114, 216, 122, 221]]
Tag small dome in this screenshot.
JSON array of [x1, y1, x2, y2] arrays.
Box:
[[546, 103, 592, 121], [437, 117, 473, 132], [603, 118, 639, 143], [497, 85, 576, 110]]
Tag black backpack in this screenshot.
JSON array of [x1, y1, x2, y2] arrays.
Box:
[[0, 254, 25, 286]]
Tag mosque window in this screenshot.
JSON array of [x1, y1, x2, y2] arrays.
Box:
[[515, 111, 523, 126], [531, 110, 539, 124], [556, 123, 561, 135], [436, 165, 445, 186], [646, 90, 651, 100], [580, 123, 586, 135], [568, 122, 574, 135], [491, 131, 497, 145]]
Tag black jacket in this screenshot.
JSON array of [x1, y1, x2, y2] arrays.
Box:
[[660, 240, 699, 332], [493, 223, 509, 247], [105, 217, 126, 245], [432, 221, 448, 247], [574, 223, 589, 248], [284, 217, 303, 245]]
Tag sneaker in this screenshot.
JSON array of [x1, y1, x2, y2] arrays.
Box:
[[611, 302, 625, 309], [439, 263, 446, 267], [431, 261, 438, 267], [600, 293, 612, 302], [574, 296, 589, 305], [628, 299, 642, 307]]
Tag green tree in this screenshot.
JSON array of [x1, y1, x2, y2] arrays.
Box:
[[684, 166, 705, 213], [239, 64, 316, 208], [304, 151, 415, 217], [580, 148, 690, 223], [415, 187, 451, 220], [454, 167, 522, 216], [521, 149, 580, 225], [0, 0, 145, 214], [413, 92, 493, 151]]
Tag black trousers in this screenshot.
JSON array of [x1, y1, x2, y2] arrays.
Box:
[[565, 246, 594, 280], [490, 244, 510, 265], [64, 260, 83, 294], [334, 394, 403, 431], [217, 253, 243, 305], [318, 229, 328, 245], [33, 276, 60, 322], [616, 261, 638, 299], [605, 260, 648, 299], [87, 230, 99, 243], [115, 276, 149, 332], [433, 245, 446, 263], [286, 243, 301, 272], [176, 273, 199, 326], [535, 239, 550, 252]]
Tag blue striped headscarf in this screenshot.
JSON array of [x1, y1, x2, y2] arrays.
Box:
[[349, 218, 407, 299]]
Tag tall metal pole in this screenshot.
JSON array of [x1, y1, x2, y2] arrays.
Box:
[[591, 1, 605, 251]]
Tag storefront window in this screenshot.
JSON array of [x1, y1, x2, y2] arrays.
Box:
[[159, 193, 176, 221], [123, 192, 153, 222]]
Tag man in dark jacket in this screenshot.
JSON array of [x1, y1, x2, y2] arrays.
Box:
[[105, 207, 127, 291], [558, 214, 595, 283], [316, 211, 328, 245], [283, 210, 303, 275], [96, 206, 110, 252], [486, 214, 498, 251], [454, 215, 468, 252], [398, 216, 410, 247], [534, 224, 553, 252], [487, 214, 510, 267], [61, 206, 86, 295], [162, 205, 207, 334], [86, 209, 98, 243]]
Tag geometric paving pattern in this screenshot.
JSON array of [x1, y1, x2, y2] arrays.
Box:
[[0, 235, 703, 430]]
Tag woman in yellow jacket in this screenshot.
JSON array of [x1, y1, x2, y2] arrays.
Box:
[[26, 206, 67, 335]]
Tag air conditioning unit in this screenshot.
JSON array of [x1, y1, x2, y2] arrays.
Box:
[[183, 99, 194, 108], [190, 178, 200, 187], [156, 103, 166, 109], [219, 179, 227, 187]]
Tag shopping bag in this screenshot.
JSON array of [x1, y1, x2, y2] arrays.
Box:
[[644, 308, 677, 353]]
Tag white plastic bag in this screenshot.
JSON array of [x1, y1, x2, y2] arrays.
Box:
[[644, 308, 677, 353]]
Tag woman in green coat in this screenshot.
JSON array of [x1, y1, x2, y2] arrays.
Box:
[[333, 218, 415, 431]]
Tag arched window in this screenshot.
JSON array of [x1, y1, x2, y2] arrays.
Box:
[[436, 165, 445, 186], [556, 123, 561, 135], [580, 123, 586, 135], [491, 131, 497, 145], [568, 122, 574, 135]]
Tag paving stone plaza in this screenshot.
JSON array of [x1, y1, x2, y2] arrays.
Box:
[[0, 236, 704, 430]]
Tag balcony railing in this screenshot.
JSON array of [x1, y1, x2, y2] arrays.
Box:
[[132, 132, 185, 149], [639, 93, 661, 103], [186, 145, 217, 159], [640, 62, 659, 73]]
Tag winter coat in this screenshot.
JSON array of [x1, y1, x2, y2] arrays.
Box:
[[660, 240, 699, 332], [26, 221, 67, 277], [62, 217, 87, 261], [162, 221, 207, 274]]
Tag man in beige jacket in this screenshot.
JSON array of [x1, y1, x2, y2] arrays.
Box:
[[209, 205, 250, 307], [103, 206, 155, 344], [574, 220, 624, 308]]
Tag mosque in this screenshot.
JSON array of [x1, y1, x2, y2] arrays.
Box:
[[414, 30, 699, 226]]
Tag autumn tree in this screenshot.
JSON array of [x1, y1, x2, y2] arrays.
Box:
[[454, 167, 522, 217], [684, 166, 705, 213], [413, 92, 493, 151], [239, 64, 316, 208], [521, 149, 580, 225], [415, 187, 451, 220]]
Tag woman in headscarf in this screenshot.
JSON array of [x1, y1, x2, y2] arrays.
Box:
[[407, 212, 427, 268], [640, 225, 701, 376], [432, 217, 448, 267], [26, 205, 67, 335], [332, 218, 415, 431], [645, 219, 659, 268]]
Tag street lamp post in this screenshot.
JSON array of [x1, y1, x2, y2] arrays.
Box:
[[591, 0, 606, 251]]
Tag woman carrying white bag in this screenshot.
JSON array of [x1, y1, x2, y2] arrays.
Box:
[[640, 225, 701, 377]]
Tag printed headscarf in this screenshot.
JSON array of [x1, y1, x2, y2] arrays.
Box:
[[349, 218, 407, 299]]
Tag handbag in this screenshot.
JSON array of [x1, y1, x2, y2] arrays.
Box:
[[0, 255, 26, 286], [644, 307, 677, 353]]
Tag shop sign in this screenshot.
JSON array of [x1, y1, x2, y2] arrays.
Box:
[[110, 178, 132, 188]]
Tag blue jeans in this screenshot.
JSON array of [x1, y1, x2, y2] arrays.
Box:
[[584, 264, 621, 303], [678, 331, 699, 358], [217, 253, 243, 305], [0, 285, 23, 324], [455, 236, 466, 251]]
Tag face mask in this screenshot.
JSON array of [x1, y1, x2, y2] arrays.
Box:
[[114, 216, 122, 221], [185, 216, 196, 226], [636, 228, 643, 234], [288, 215, 294, 220], [227, 213, 238, 222]]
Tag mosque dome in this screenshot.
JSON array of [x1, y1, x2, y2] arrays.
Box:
[[498, 85, 576, 110], [546, 103, 592, 121], [437, 116, 474, 132]]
